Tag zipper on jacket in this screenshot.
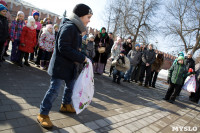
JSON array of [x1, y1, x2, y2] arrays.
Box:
[[175, 64, 181, 83]]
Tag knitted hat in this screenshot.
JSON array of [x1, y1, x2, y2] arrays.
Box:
[[73, 3, 93, 17], [127, 36, 131, 40], [117, 36, 121, 41], [120, 50, 126, 55], [53, 24, 59, 29], [17, 11, 24, 16], [0, 4, 7, 11], [26, 16, 37, 29], [178, 51, 184, 57], [187, 51, 193, 56], [0, 0, 6, 6], [135, 44, 140, 48], [33, 11, 39, 17], [46, 24, 53, 30], [89, 34, 94, 39], [178, 56, 184, 61]]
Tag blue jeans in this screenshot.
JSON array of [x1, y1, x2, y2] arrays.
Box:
[[113, 69, 124, 82], [124, 65, 135, 81], [40, 77, 75, 115]]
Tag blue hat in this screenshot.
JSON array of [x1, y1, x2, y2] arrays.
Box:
[[0, 4, 8, 11], [33, 11, 39, 17], [178, 52, 184, 57], [135, 44, 140, 48]]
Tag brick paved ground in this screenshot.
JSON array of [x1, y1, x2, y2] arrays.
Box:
[[0, 55, 200, 133]]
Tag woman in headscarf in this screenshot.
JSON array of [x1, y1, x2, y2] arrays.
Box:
[[93, 27, 109, 75]]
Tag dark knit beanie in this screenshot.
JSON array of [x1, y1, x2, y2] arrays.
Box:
[[73, 4, 93, 17]]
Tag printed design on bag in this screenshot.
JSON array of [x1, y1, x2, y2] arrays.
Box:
[[79, 97, 92, 109], [79, 88, 83, 97], [82, 62, 90, 72]]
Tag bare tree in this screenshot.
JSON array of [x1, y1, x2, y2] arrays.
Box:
[[103, 0, 159, 44], [163, 0, 200, 54]]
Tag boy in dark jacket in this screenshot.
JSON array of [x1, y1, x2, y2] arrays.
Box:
[[37, 4, 93, 128], [139, 44, 156, 87], [124, 44, 142, 82], [0, 4, 8, 64], [163, 56, 191, 104]]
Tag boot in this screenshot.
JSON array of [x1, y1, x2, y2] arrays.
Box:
[[59, 104, 76, 113], [40, 60, 45, 70], [45, 61, 50, 70], [37, 114, 53, 128]]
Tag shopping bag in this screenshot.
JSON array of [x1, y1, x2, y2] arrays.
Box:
[[72, 58, 94, 114], [182, 75, 196, 93]]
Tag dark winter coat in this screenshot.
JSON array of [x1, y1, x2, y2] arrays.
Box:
[[141, 49, 156, 65], [86, 41, 95, 58], [168, 63, 189, 85], [0, 14, 9, 44], [184, 57, 195, 71], [123, 42, 132, 55], [106, 38, 114, 54], [127, 49, 142, 66], [48, 15, 85, 82], [93, 32, 109, 64]]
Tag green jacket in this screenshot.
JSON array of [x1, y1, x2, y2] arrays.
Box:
[[168, 63, 188, 85]]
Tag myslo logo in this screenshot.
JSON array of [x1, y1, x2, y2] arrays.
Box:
[[172, 126, 197, 132]]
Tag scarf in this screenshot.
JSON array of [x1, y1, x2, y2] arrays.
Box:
[[69, 13, 86, 33]]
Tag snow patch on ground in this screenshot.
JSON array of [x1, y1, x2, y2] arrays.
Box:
[[158, 69, 168, 80]]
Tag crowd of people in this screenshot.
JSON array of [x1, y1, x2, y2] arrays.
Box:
[[0, 1, 200, 129], [0, 1, 57, 69]]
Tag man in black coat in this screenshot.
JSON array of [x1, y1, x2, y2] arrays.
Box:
[[123, 36, 132, 56], [37, 4, 93, 128], [0, 4, 8, 65], [139, 44, 156, 87]]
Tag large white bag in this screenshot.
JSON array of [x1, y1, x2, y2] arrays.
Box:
[[72, 58, 94, 114], [182, 75, 196, 93]]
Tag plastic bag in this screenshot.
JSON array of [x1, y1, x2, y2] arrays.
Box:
[[72, 58, 94, 114], [182, 75, 196, 93]]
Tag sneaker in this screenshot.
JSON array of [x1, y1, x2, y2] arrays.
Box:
[[37, 114, 53, 128], [127, 80, 130, 83], [59, 104, 76, 113]]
